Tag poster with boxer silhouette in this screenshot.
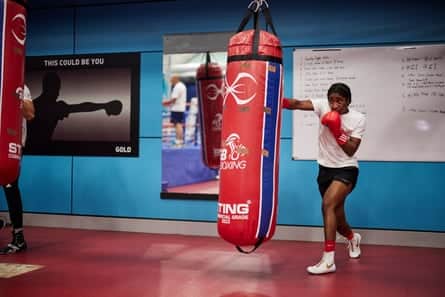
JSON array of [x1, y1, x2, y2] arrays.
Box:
[[24, 53, 140, 156]]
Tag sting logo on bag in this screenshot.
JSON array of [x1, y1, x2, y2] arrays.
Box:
[[8, 143, 22, 159], [218, 200, 251, 224]]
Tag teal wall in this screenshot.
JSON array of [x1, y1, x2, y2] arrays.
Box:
[[1, 0, 444, 232]]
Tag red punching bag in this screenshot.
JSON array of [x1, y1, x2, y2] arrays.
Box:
[[218, 2, 283, 252], [0, 0, 27, 185], [196, 53, 224, 169]]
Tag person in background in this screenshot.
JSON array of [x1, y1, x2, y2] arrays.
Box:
[[282, 82, 366, 274], [162, 75, 187, 148], [0, 85, 35, 254]]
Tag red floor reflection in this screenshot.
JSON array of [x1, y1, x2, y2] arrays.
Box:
[[0, 226, 444, 297]]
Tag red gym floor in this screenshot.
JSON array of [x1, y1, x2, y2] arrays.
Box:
[[0, 226, 444, 297]]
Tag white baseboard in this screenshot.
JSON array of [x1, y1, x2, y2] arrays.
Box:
[[273, 225, 445, 248], [1, 212, 444, 248]]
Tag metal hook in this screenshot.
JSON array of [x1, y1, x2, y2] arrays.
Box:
[[247, 0, 259, 12], [248, 0, 269, 12]]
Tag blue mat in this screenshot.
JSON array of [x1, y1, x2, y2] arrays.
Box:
[[162, 145, 217, 188]]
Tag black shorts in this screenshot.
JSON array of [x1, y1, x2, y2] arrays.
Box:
[[170, 111, 184, 124], [317, 165, 359, 197]]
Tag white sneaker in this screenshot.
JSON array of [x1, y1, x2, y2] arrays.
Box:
[[347, 233, 361, 258], [307, 252, 336, 275]]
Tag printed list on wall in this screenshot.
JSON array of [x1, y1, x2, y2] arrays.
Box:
[[292, 44, 445, 162]]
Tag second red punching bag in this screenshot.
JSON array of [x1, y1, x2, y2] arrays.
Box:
[[0, 0, 27, 185], [196, 53, 224, 169], [218, 2, 283, 252]]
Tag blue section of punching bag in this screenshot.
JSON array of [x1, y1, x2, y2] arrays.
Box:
[[258, 62, 282, 238]]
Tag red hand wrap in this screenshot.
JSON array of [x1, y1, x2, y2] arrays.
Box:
[[282, 98, 292, 109]]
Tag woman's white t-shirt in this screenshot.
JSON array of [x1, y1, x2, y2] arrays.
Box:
[[311, 99, 366, 168]]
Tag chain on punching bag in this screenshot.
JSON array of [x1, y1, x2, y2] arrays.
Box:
[[196, 52, 224, 169], [0, 0, 27, 185], [218, 0, 283, 253]]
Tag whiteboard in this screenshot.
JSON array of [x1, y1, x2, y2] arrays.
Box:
[[292, 44, 445, 162]]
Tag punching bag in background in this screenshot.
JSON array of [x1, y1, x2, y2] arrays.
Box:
[[218, 1, 283, 253], [196, 52, 224, 169], [0, 0, 27, 185]]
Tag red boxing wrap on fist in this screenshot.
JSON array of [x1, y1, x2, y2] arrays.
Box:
[[282, 98, 292, 109], [321, 111, 349, 145]]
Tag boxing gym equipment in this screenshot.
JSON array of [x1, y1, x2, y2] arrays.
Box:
[[321, 111, 349, 145], [0, 0, 27, 185], [196, 52, 224, 169], [218, 0, 283, 253]]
